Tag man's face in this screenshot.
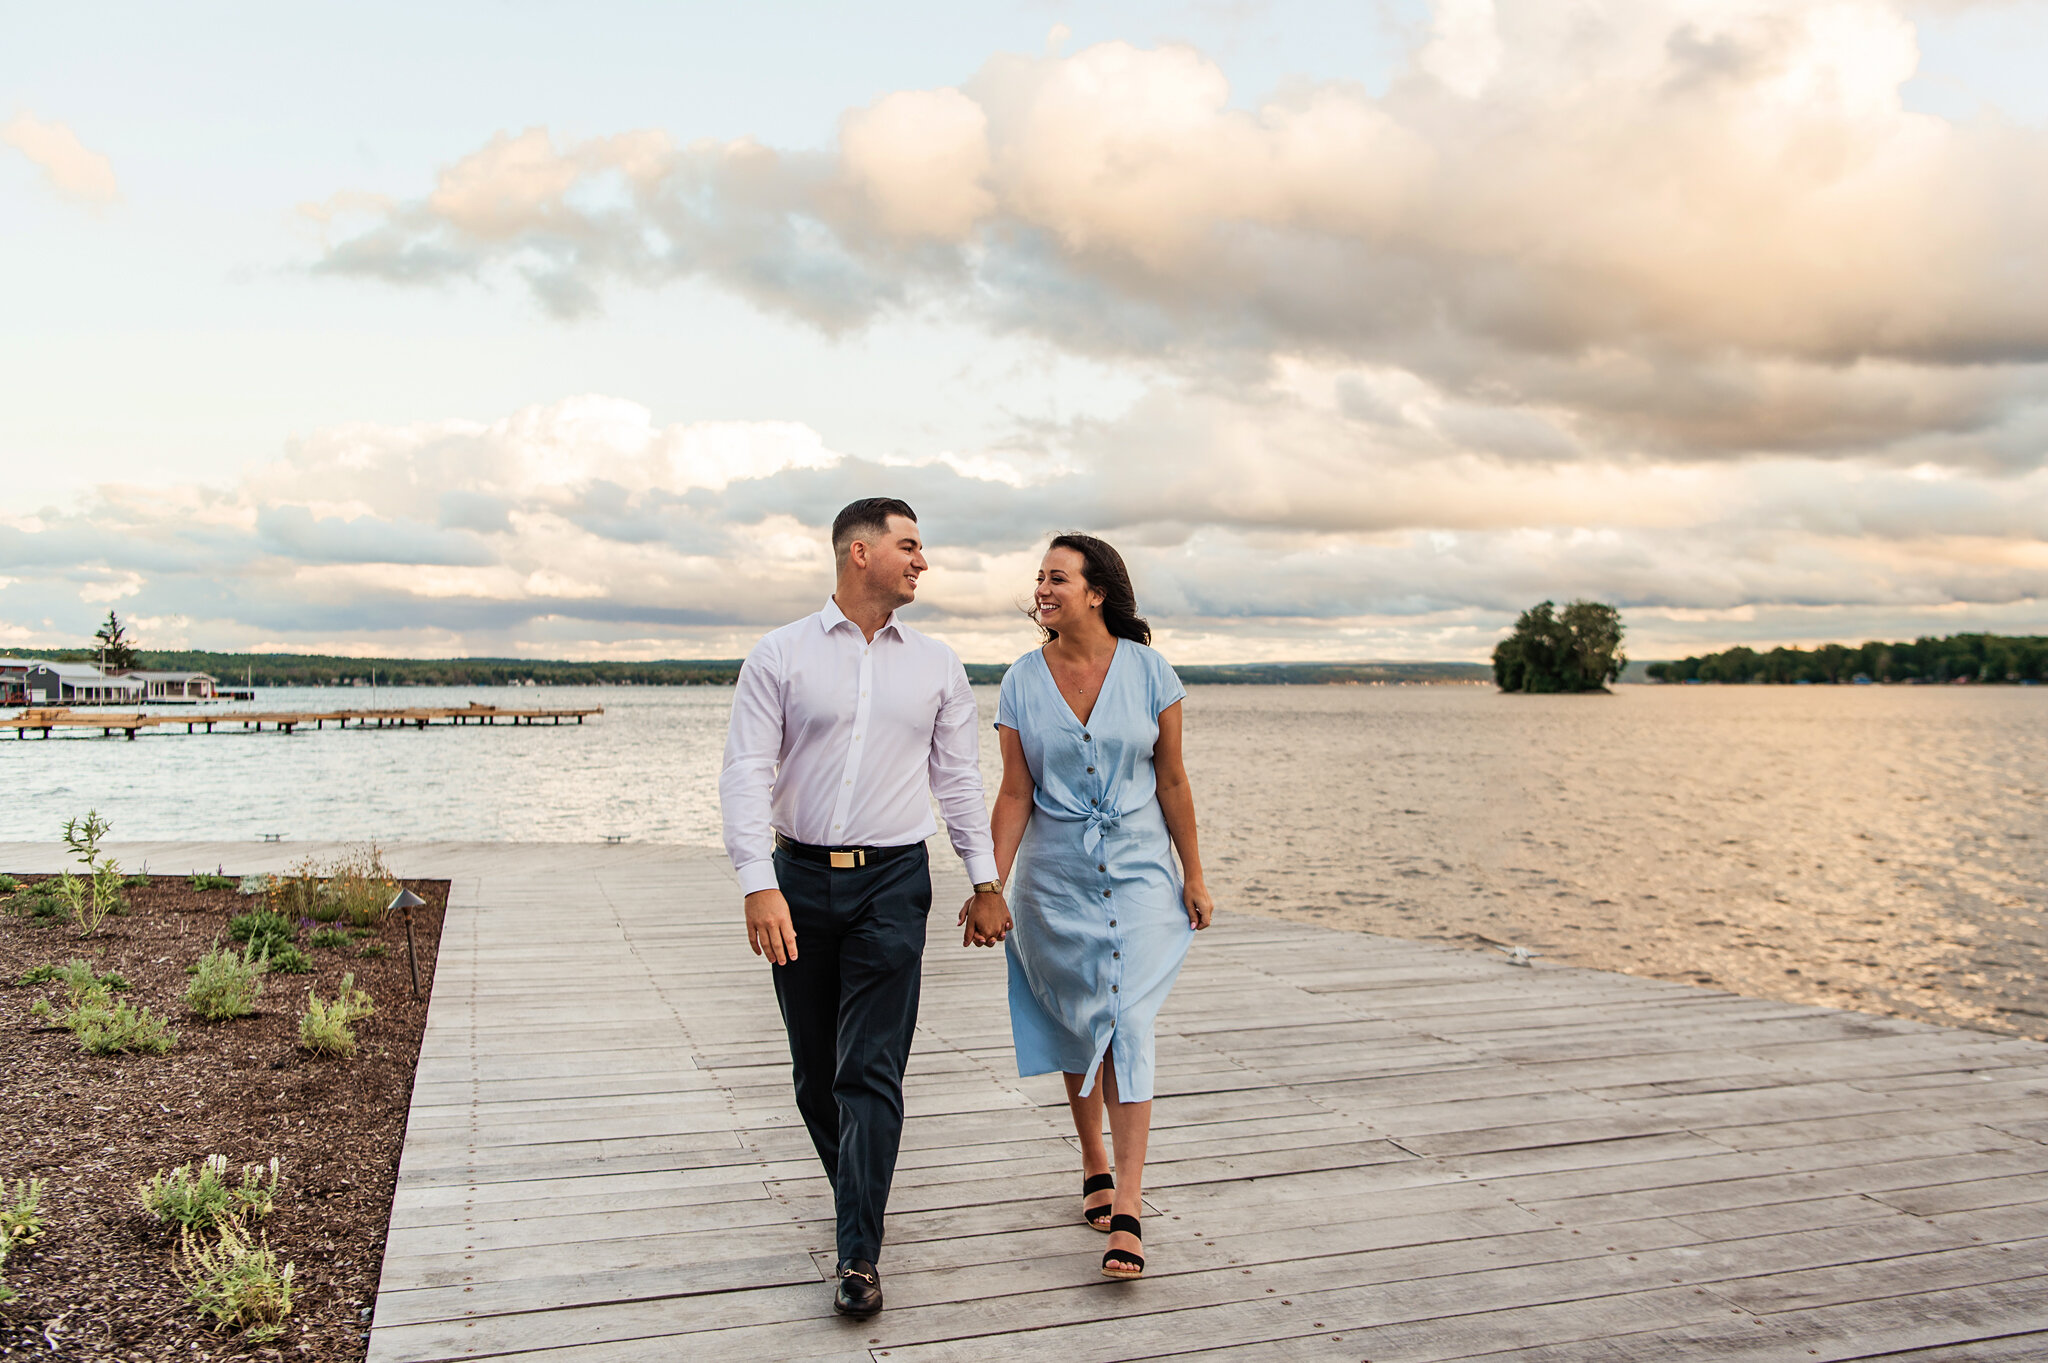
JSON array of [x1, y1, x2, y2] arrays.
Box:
[[857, 515, 927, 607]]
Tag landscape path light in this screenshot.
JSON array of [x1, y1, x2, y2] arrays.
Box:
[[389, 887, 427, 997]]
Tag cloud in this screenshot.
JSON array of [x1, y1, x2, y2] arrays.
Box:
[[0, 388, 2041, 662], [309, 1, 2048, 465], [2, 113, 119, 206]]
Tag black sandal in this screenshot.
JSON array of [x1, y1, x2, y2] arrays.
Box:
[[1082, 1173, 1115, 1231], [1101, 1213, 1144, 1279]]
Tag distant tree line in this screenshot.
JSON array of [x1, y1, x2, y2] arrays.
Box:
[[1646, 633, 2048, 685], [42, 649, 754, 687]]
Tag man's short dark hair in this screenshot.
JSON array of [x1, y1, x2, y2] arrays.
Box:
[[832, 497, 917, 563]]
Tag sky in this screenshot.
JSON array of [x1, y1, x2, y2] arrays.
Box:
[[4, 0, 2047, 665]]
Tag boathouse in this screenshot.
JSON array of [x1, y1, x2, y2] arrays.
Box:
[[124, 669, 219, 701]]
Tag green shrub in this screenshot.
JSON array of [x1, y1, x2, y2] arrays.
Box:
[[33, 957, 170, 1053], [264, 945, 312, 975], [139, 1155, 279, 1233], [227, 911, 294, 953], [307, 928, 349, 950], [20, 887, 67, 919], [356, 942, 388, 959], [0, 1177, 46, 1247], [176, 1221, 293, 1342], [185, 942, 265, 1020], [23, 958, 128, 995], [347, 926, 377, 941], [0, 874, 16, 894], [75, 1000, 178, 1055], [188, 873, 237, 892], [19, 959, 124, 990], [298, 973, 373, 1057], [123, 872, 151, 889]]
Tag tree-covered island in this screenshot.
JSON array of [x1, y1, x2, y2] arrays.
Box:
[[1492, 600, 1627, 693]]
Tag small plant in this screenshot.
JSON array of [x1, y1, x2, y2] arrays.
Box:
[[227, 910, 295, 954], [308, 927, 349, 949], [185, 942, 265, 1020], [17, 886, 67, 919], [139, 1154, 279, 1233], [75, 999, 178, 1055], [23, 958, 129, 995], [123, 871, 151, 889], [347, 926, 378, 941], [326, 845, 397, 927], [0, 1178, 46, 1247], [264, 944, 312, 974], [189, 872, 237, 892], [266, 860, 325, 921], [356, 941, 388, 959], [176, 1221, 293, 1342], [59, 811, 127, 935], [298, 972, 373, 1057], [0, 874, 16, 894]]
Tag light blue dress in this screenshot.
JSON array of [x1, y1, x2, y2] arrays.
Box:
[[997, 639, 1191, 1102]]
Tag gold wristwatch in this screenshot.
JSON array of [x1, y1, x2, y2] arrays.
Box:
[[973, 879, 1003, 895]]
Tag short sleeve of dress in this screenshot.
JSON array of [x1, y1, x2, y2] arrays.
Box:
[[1151, 646, 1187, 715], [996, 656, 1024, 730]]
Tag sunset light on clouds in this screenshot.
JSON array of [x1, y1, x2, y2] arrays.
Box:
[[4, 0, 2047, 663]]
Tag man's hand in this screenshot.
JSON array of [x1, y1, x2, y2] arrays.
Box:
[[745, 888, 798, 964], [959, 891, 1012, 947]]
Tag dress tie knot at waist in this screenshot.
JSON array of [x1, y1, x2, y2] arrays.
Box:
[[1081, 805, 1123, 855]]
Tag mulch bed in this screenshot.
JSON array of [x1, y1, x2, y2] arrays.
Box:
[[0, 874, 446, 1360]]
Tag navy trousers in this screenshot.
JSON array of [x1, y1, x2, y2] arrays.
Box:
[[770, 844, 931, 1265]]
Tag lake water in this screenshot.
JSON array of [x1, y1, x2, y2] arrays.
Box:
[[3, 683, 2043, 1041]]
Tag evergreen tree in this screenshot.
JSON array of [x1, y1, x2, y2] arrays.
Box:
[[94, 610, 139, 672], [1493, 600, 1627, 693]]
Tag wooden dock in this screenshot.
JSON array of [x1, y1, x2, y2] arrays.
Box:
[[10, 840, 2047, 1360], [0, 702, 600, 739]]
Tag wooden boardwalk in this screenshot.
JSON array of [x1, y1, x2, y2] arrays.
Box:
[[12, 840, 2048, 1360]]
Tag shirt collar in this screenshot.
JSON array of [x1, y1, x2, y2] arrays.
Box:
[[820, 595, 903, 641]]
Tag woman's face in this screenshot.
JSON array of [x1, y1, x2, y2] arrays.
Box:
[[1035, 546, 1102, 629]]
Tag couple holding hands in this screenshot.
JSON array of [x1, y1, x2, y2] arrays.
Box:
[[719, 497, 1214, 1318]]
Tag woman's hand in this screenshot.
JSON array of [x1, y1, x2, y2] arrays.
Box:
[[960, 891, 1013, 947], [1184, 879, 1215, 931]]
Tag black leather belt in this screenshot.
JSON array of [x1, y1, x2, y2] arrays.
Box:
[[773, 832, 922, 870]]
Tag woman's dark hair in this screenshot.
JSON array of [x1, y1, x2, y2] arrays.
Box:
[[1035, 532, 1151, 645]]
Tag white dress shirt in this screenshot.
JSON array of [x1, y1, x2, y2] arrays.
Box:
[[720, 596, 999, 897]]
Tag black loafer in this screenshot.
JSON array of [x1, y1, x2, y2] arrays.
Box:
[[834, 1259, 883, 1318]]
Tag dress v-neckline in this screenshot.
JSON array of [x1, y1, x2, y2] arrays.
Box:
[[1041, 638, 1123, 728]]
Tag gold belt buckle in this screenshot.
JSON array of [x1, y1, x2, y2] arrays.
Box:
[[828, 849, 866, 869]]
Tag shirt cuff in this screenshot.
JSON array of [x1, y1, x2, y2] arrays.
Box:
[[962, 852, 1000, 887], [735, 858, 781, 897]]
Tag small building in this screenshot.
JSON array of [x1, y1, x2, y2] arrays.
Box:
[[0, 657, 42, 705], [22, 663, 146, 706], [125, 670, 219, 701]]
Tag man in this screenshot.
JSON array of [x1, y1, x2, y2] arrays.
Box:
[[719, 497, 1010, 1318]]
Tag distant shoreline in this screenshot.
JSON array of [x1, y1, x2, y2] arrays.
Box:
[[32, 650, 1496, 688]]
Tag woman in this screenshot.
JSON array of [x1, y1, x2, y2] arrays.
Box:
[[965, 532, 1215, 1281]]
